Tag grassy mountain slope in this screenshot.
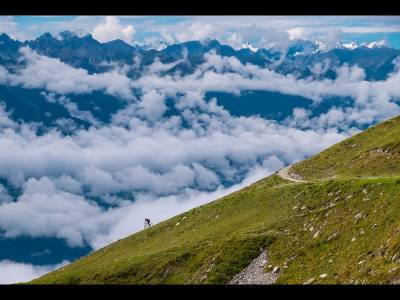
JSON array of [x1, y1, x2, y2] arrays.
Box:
[[291, 115, 400, 180], [31, 116, 400, 284]]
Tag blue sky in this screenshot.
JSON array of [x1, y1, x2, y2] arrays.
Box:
[[1, 16, 400, 48]]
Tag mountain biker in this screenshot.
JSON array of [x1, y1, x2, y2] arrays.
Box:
[[144, 218, 151, 228]]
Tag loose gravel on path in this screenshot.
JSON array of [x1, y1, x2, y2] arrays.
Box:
[[277, 165, 306, 183]]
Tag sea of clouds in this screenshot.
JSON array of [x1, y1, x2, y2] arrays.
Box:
[[1, 46, 400, 282]]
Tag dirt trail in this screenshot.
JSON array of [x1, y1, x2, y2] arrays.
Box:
[[277, 165, 307, 183], [228, 250, 279, 285]]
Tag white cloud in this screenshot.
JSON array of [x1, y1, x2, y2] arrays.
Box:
[[42, 92, 100, 126], [132, 52, 400, 131], [287, 27, 342, 50], [0, 260, 68, 284], [310, 59, 331, 76], [192, 163, 220, 189], [92, 16, 135, 45], [0, 103, 17, 128], [0, 16, 31, 41], [175, 22, 216, 42], [1, 44, 399, 126], [341, 26, 400, 33], [0, 177, 103, 247], [137, 90, 167, 122], [0, 183, 11, 204], [225, 25, 291, 51], [0, 47, 134, 100]]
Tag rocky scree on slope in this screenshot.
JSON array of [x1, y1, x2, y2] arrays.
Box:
[[229, 249, 279, 284]]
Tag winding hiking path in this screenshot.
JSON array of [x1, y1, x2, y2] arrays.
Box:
[[277, 165, 307, 183], [229, 166, 307, 284]]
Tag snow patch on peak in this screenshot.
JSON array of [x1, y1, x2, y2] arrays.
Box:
[[140, 37, 171, 50], [362, 40, 391, 49], [341, 42, 359, 50], [335, 40, 391, 50], [241, 42, 259, 53]]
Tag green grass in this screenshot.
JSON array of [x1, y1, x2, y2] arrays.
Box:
[[31, 115, 400, 284], [291, 115, 400, 180]]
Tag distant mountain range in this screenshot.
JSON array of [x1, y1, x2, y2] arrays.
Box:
[[1, 31, 399, 81]]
